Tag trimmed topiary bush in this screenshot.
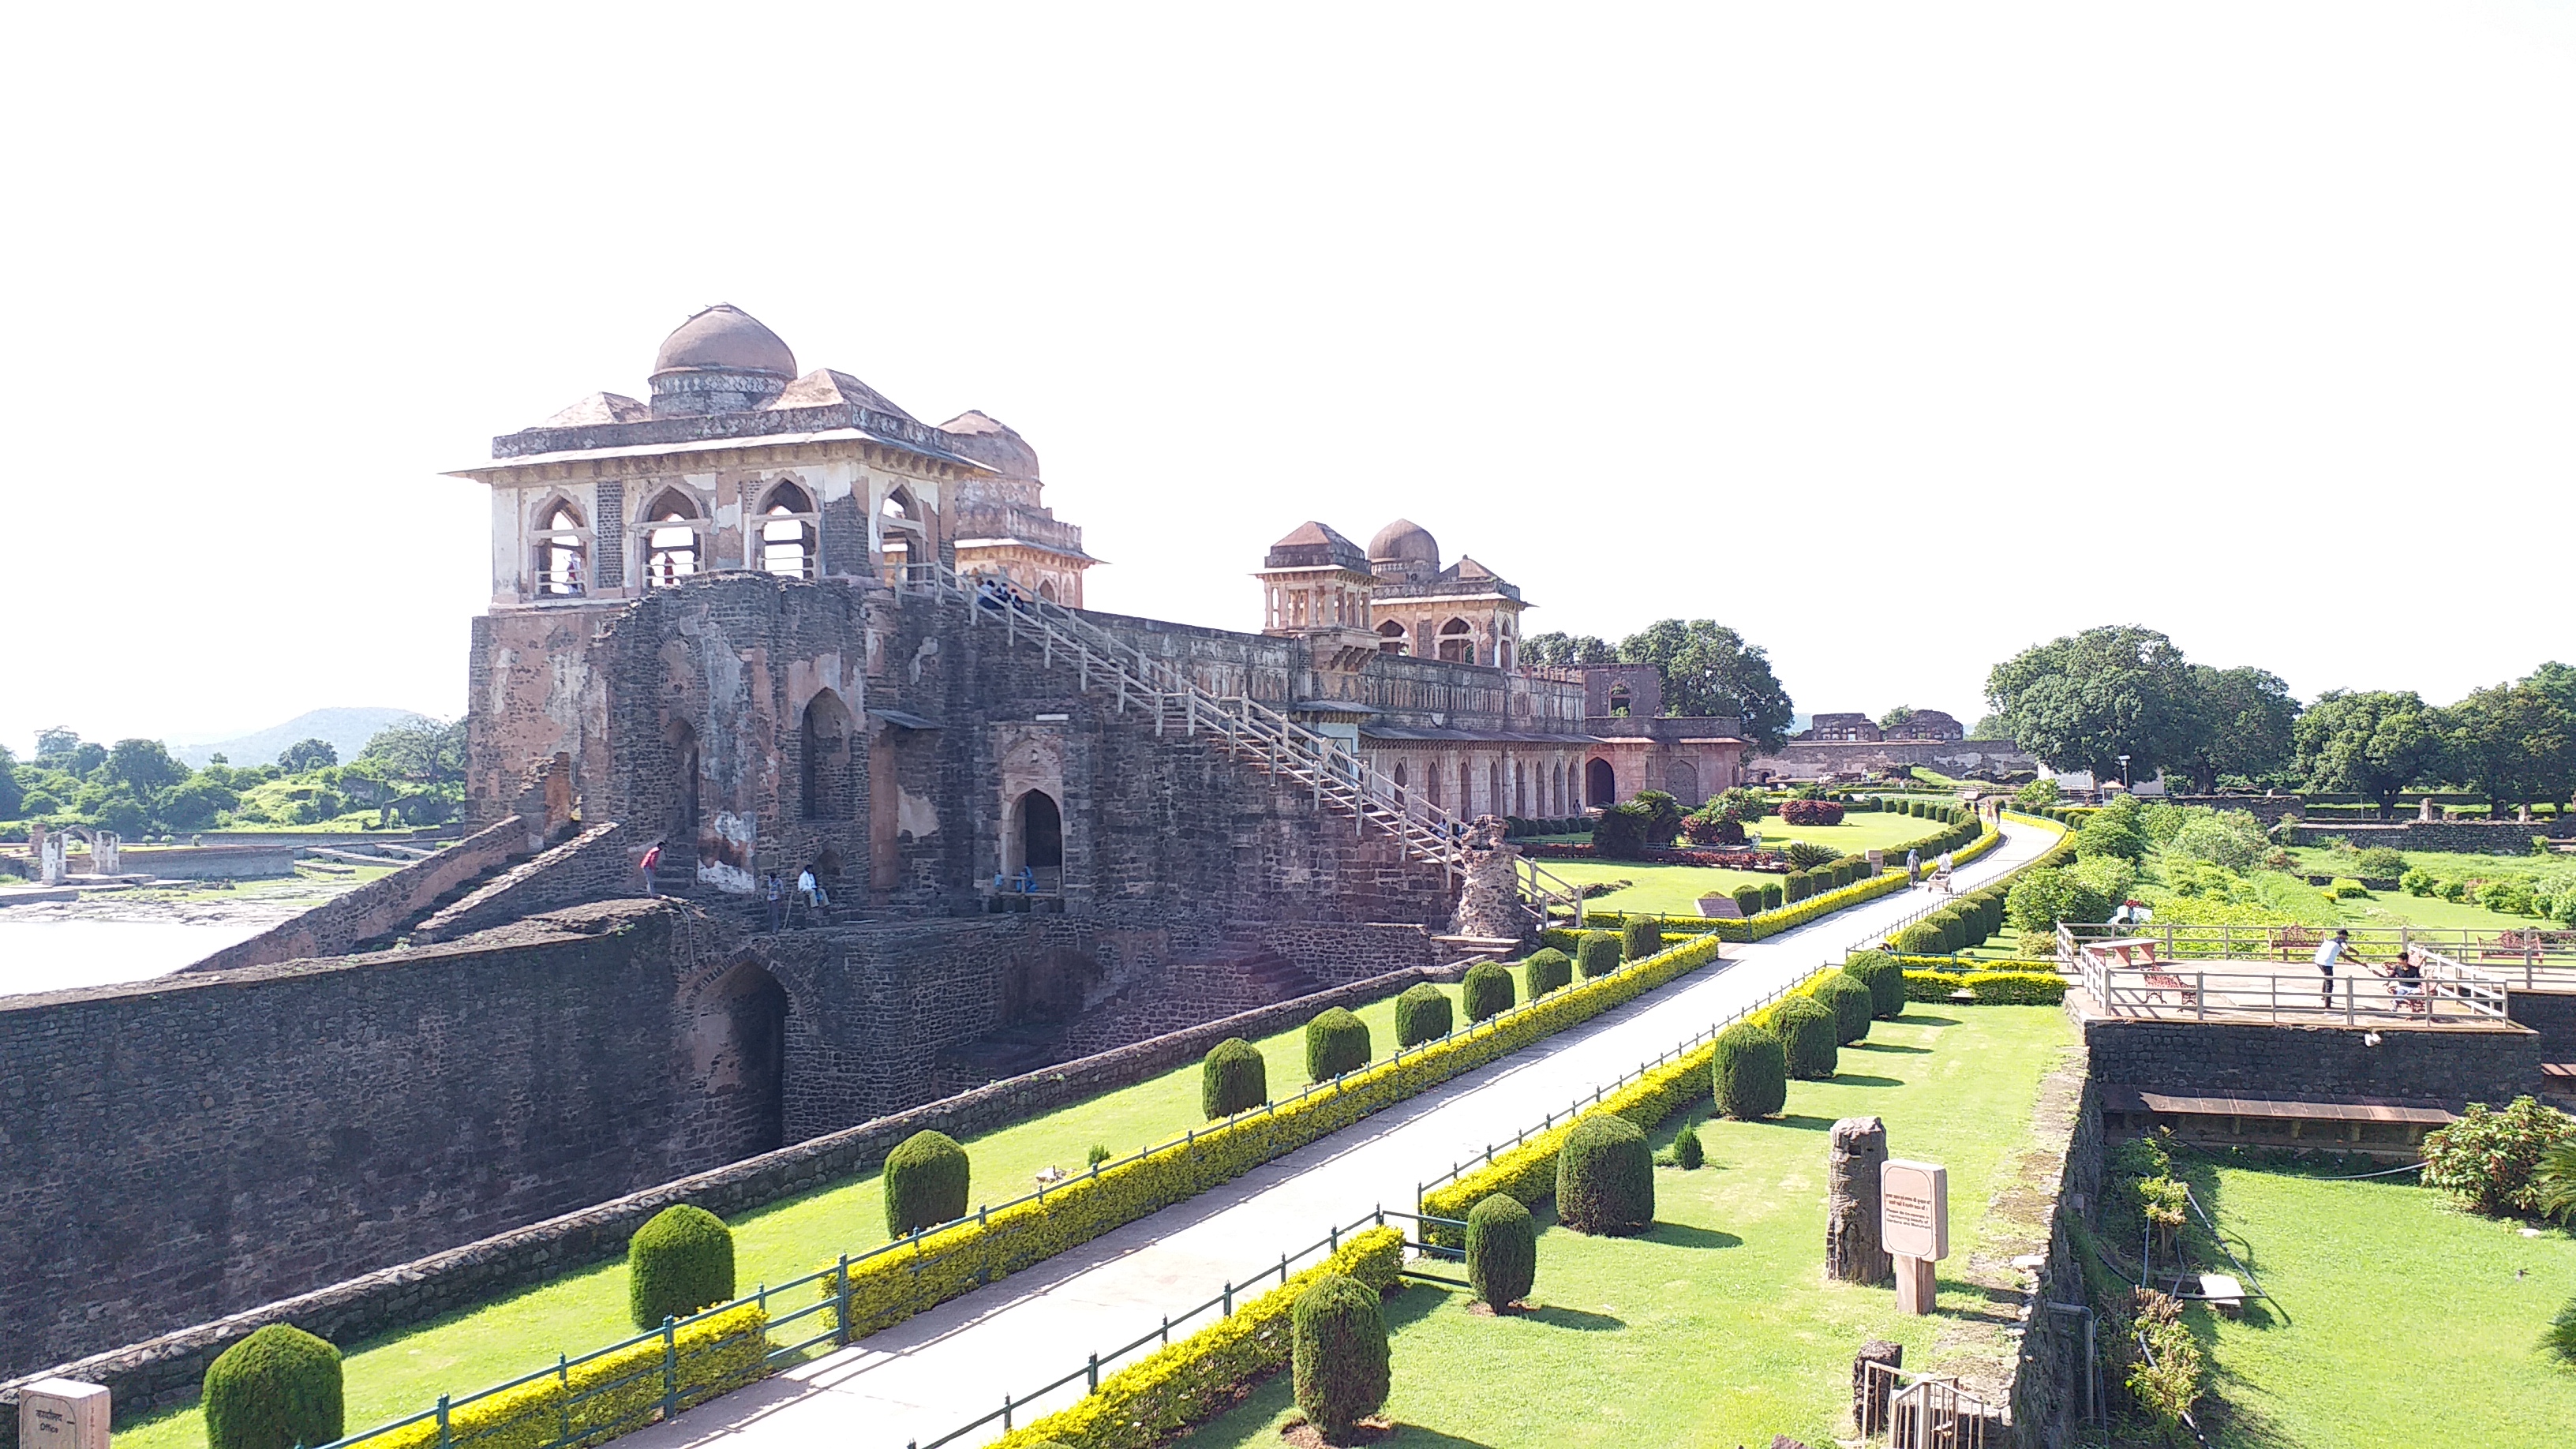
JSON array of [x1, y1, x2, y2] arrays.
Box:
[[884, 1129, 971, 1238], [1818, 971, 1874, 1046], [627, 1204, 736, 1329], [1292, 1272, 1391, 1442], [1889, 922, 1945, 956], [1576, 930, 1623, 979], [1731, 883, 1765, 916], [1465, 1193, 1536, 1308], [1522, 947, 1572, 998], [1557, 1113, 1654, 1234], [1775, 995, 1840, 1080], [1783, 869, 1811, 904], [204, 1324, 343, 1449], [1710, 1021, 1788, 1119], [1671, 1118, 1705, 1170], [1762, 882, 1785, 911], [1306, 1006, 1372, 1080], [1462, 959, 1517, 1021], [1843, 949, 1906, 1019], [1621, 915, 1662, 962], [1394, 982, 1453, 1048], [1201, 1035, 1268, 1119]]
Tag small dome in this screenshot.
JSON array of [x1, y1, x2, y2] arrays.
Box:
[[1367, 519, 1439, 566], [651, 305, 797, 380], [938, 410, 1040, 478]]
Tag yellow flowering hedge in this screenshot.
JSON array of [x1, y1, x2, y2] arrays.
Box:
[[986, 1227, 1403, 1449], [369, 1305, 769, 1449], [814, 935, 1728, 1339], [1417, 968, 1835, 1243], [1553, 826, 2007, 948]]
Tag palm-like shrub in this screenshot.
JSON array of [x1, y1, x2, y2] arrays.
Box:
[[1621, 915, 1663, 961], [1557, 1114, 1654, 1234], [1305, 1006, 1372, 1079], [1774, 995, 1840, 1080], [1522, 948, 1572, 998], [1462, 960, 1516, 1020], [2537, 1139, 2576, 1224], [884, 1130, 970, 1237], [1201, 1036, 1267, 1119], [1842, 950, 1907, 1018], [1577, 930, 1623, 979], [1710, 1022, 1787, 1119], [1394, 983, 1453, 1047], [1466, 1193, 1536, 1308], [1818, 972, 1874, 1046], [204, 1325, 343, 1449], [627, 1204, 735, 1329], [1292, 1273, 1391, 1442], [2548, 1297, 2576, 1368]]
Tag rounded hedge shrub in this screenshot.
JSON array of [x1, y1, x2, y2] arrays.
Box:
[[1710, 1021, 1788, 1119], [1621, 915, 1663, 962], [627, 1204, 735, 1329], [1784, 869, 1811, 904], [884, 1129, 971, 1238], [1731, 883, 1765, 916], [1306, 1006, 1372, 1080], [1522, 947, 1572, 998], [1818, 972, 1874, 1046], [1201, 1035, 1268, 1120], [1775, 996, 1840, 1080], [1292, 1272, 1391, 1442], [1557, 1114, 1654, 1235], [1465, 1193, 1536, 1308], [1394, 982, 1454, 1048], [1842, 949, 1906, 1019], [1462, 960, 1516, 1020], [1762, 882, 1785, 911], [204, 1324, 343, 1449], [1889, 922, 1944, 956], [1575, 929, 1623, 979]]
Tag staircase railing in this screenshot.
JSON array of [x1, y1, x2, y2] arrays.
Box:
[[912, 562, 1583, 926]]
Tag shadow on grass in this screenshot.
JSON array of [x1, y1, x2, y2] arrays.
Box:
[[1896, 1013, 1962, 1026], [1523, 1305, 1626, 1331], [1383, 1430, 1502, 1447], [1772, 1114, 1839, 1131], [1848, 1040, 1933, 1054], [1825, 1073, 1906, 1088], [1641, 1221, 1741, 1250]]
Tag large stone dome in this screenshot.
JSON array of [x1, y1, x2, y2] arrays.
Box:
[[938, 410, 1041, 479], [1367, 519, 1439, 567], [652, 304, 797, 379]]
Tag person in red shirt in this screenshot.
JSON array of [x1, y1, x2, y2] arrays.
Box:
[[638, 841, 663, 897]]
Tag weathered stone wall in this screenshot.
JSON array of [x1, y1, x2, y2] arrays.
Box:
[[412, 821, 634, 942], [1747, 738, 2037, 781], [182, 817, 529, 972], [2081, 1014, 2543, 1107], [0, 901, 743, 1380]]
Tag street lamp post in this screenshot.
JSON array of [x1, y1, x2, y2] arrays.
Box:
[[2117, 754, 2132, 790]]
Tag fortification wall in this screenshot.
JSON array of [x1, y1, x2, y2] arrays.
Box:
[[2080, 1013, 2541, 1107], [1747, 739, 2036, 780], [184, 816, 528, 972]]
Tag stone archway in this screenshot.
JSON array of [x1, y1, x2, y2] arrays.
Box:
[[683, 958, 792, 1155], [1586, 757, 1618, 808]]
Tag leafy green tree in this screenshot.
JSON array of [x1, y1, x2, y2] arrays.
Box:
[[2449, 680, 2576, 815], [1878, 705, 1919, 731], [1968, 712, 2009, 740], [159, 777, 240, 831], [1614, 620, 1794, 751], [1521, 631, 1617, 667], [278, 738, 338, 773], [0, 746, 19, 819], [356, 716, 466, 785], [33, 727, 82, 762], [1984, 626, 2204, 781], [2168, 665, 2300, 792], [2294, 690, 2447, 818], [103, 739, 189, 794]]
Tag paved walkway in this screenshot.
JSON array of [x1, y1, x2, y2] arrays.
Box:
[[624, 824, 2057, 1449]]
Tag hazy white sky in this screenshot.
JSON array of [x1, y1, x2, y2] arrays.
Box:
[[5, 2, 2573, 756]]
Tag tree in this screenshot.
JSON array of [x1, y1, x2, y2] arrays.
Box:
[[1520, 632, 1617, 667], [1878, 705, 1920, 731], [33, 727, 81, 762], [2449, 680, 2576, 815], [356, 716, 466, 785], [0, 746, 20, 819], [2167, 665, 2301, 792], [277, 738, 339, 773], [2294, 690, 2447, 818], [1968, 712, 2009, 740], [103, 739, 189, 794], [1983, 625, 2203, 781], [1614, 620, 1795, 751], [159, 777, 240, 831]]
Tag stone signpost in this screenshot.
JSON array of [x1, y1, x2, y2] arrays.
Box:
[[17, 1380, 109, 1449], [1881, 1157, 1949, 1314]]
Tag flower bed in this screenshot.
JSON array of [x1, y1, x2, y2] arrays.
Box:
[[1546, 822, 2004, 946], [1518, 841, 1784, 871], [1777, 799, 1846, 826]]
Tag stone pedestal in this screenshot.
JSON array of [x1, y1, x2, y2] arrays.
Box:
[[1893, 1253, 1938, 1314], [18, 1379, 110, 1449], [1852, 1339, 1902, 1435], [1825, 1116, 1891, 1284]]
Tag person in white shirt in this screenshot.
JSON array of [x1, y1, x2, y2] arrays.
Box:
[[2314, 929, 2352, 1008]]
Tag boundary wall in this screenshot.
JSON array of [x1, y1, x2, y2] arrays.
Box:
[[184, 817, 528, 972]]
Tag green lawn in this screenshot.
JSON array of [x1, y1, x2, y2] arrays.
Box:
[[2179, 1162, 2576, 1448], [114, 966, 1535, 1449], [1185, 1005, 2079, 1448], [1537, 812, 1965, 916]]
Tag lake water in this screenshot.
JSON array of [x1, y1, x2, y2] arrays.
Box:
[[0, 919, 271, 998]]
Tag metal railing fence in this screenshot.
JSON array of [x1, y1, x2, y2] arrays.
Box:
[[2069, 940, 2509, 1025]]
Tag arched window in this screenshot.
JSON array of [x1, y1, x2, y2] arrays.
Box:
[[878, 486, 924, 582], [644, 490, 701, 587], [1515, 762, 1528, 816], [1608, 683, 1633, 717], [1458, 761, 1473, 814], [1377, 620, 1409, 656], [1586, 758, 1617, 808], [534, 501, 586, 597], [1438, 618, 1476, 665], [758, 482, 817, 581], [1392, 762, 1408, 791], [800, 691, 856, 820], [1038, 578, 1059, 604], [1488, 761, 1503, 816], [1552, 762, 1567, 815]]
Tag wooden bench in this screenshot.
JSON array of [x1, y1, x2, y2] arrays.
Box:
[[2270, 926, 2320, 963]]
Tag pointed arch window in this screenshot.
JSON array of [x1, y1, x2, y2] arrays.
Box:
[[642, 489, 703, 588], [1438, 618, 1476, 665], [533, 500, 586, 597], [878, 485, 927, 585], [758, 481, 818, 581], [1377, 620, 1409, 656]]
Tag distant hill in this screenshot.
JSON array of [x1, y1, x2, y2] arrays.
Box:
[[171, 707, 443, 768]]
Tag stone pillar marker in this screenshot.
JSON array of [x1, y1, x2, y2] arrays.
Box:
[[1852, 1339, 1902, 1436], [1825, 1116, 1891, 1284], [1881, 1157, 1949, 1314], [18, 1380, 110, 1449]]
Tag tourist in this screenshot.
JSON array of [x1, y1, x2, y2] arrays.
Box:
[[1905, 847, 1921, 886], [799, 865, 829, 910], [2314, 928, 2353, 1009], [763, 871, 787, 931], [2387, 945, 2428, 1016], [638, 840, 662, 897]]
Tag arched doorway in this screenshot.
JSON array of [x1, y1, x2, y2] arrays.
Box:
[[1665, 758, 1699, 803], [1586, 758, 1617, 807], [800, 691, 856, 820], [689, 960, 790, 1155], [1006, 788, 1063, 891], [756, 481, 818, 580], [1438, 618, 1476, 664]]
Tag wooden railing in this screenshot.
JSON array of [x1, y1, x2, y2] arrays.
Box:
[[2068, 933, 2511, 1025]]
